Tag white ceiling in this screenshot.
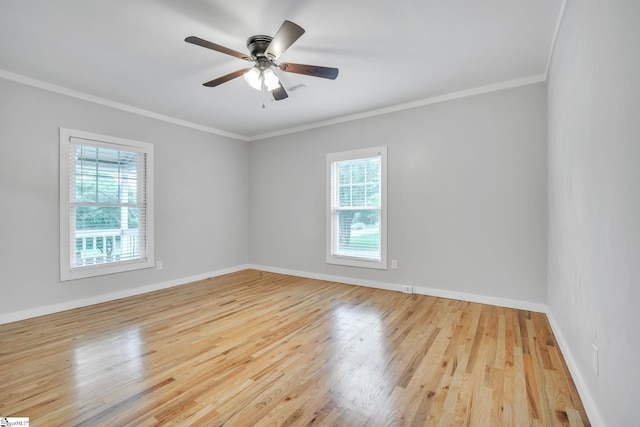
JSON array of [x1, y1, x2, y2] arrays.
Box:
[[0, 0, 563, 140]]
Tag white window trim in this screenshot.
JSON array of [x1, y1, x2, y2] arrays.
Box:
[[59, 128, 154, 281], [326, 146, 387, 269]]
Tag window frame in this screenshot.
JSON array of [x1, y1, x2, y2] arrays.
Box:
[[326, 146, 387, 269], [59, 128, 154, 281]]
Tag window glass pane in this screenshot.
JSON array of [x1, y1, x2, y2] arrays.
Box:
[[339, 185, 351, 207], [351, 184, 366, 206], [98, 147, 120, 163], [366, 184, 380, 207], [96, 173, 119, 203], [367, 159, 380, 182], [76, 206, 121, 230], [76, 173, 97, 202], [121, 176, 138, 204], [335, 209, 380, 260], [127, 207, 140, 229], [76, 145, 97, 163], [338, 162, 351, 185], [352, 161, 366, 183]]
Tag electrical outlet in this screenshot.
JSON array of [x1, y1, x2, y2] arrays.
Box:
[[391, 260, 398, 269], [402, 285, 413, 294], [156, 260, 163, 270], [592, 344, 599, 376]]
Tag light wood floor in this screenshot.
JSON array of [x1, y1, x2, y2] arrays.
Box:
[[0, 270, 589, 426]]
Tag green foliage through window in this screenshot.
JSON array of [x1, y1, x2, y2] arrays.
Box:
[[74, 145, 140, 230]]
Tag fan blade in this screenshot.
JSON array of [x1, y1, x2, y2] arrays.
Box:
[[185, 36, 251, 61], [265, 20, 305, 60], [203, 69, 251, 87], [272, 85, 288, 101], [279, 63, 339, 80]]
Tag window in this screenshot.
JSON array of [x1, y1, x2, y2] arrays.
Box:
[[60, 128, 154, 281], [327, 146, 387, 269]]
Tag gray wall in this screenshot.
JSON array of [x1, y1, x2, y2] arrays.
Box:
[[547, 0, 640, 425], [0, 78, 250, 314], [250, 83, 548, 303]]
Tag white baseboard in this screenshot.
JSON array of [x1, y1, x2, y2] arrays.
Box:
[[545, 310, 605, 427], [248, 264, 547, 312], [411, 284, 547, 312], [0, 264, 249, 325]]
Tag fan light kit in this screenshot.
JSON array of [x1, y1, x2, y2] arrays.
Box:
[[186, 20, 338, 104], [244, 67, 279, 91]]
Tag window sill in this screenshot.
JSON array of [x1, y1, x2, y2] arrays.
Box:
[[326, 255, 387, 270]]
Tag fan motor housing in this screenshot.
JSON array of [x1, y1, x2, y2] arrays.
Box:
[[246, 35, 273, 60]]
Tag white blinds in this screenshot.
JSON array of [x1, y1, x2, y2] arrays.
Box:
[[68, 137, 148, 269]]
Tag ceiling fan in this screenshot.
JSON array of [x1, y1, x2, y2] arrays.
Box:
[[185, 20, 339, 101]]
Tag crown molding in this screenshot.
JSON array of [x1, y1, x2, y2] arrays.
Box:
[[0, 69, 249, 141], [250, 74, 547, 141]]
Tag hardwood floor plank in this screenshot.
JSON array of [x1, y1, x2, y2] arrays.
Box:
[[0, 270, 590, 426]]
